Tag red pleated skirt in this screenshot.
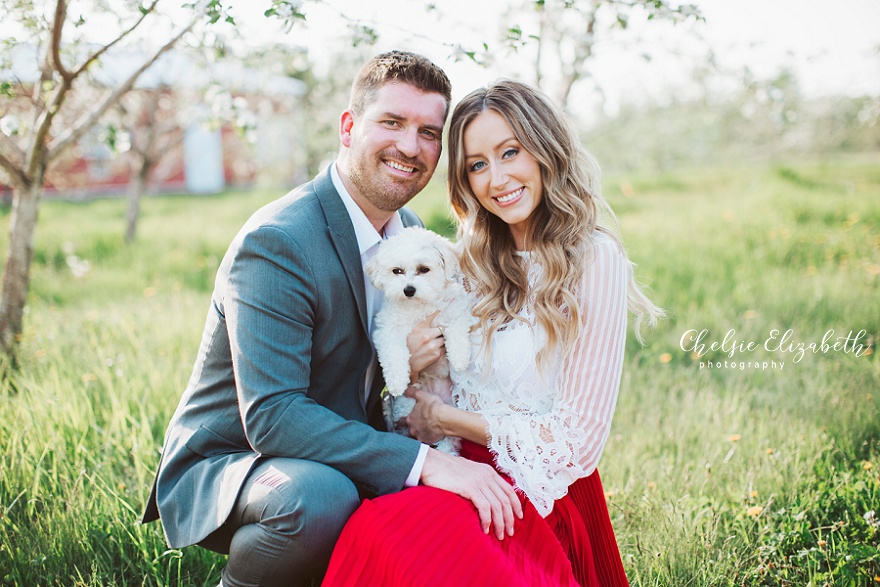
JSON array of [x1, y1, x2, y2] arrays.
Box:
[[322, 440, 629, 587]]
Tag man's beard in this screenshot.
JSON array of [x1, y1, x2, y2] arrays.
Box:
[[348, 149, 430, 212]]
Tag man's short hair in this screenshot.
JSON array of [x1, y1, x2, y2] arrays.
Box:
[[349, 50, 452, 117]]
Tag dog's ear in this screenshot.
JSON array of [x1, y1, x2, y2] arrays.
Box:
[[364, 254, 384, 290], [433, 239, 461, 284]]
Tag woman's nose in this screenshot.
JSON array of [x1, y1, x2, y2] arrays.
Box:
[[489, 165, 507, 189]]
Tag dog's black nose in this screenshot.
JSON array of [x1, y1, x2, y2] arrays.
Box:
[[403, 285, 416, 298]]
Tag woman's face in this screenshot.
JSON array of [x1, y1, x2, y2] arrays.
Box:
[[462, 109, 543, 250]]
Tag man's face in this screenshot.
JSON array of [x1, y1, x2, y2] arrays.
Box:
[[340, 82, 447, 213]]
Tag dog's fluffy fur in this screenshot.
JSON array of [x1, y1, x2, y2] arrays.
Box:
[[366, 227, 473, 454]]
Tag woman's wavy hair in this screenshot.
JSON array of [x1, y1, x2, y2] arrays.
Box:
[[447, 79, 663, 371]]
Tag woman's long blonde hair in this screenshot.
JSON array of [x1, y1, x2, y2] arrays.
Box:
[[448, 80, 663, 371]]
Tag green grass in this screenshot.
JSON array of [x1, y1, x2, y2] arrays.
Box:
[[1, 156, 878, 586]]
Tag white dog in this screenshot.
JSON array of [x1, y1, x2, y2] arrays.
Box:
[[366, 227, 473, 454]]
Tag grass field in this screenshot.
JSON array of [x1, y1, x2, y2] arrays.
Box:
[[1, 155, 878, 586]]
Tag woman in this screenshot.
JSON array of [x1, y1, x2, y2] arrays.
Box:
[[322, 80, 663, 587]]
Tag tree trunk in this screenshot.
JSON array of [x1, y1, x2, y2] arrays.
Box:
[[125, 155, 149, 243], [534, 2, 545, 89], [0, 172, 44, 361]]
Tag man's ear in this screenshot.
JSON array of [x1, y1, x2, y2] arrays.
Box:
[[339, 111, 355, 148]]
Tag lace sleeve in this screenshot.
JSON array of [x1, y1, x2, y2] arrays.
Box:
[[485, 236, 630, 515]]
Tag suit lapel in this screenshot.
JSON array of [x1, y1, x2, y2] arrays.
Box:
[[313, 168, 370, 336]]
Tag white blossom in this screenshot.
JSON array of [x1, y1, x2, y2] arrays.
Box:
[[0, 114, 21, 137]]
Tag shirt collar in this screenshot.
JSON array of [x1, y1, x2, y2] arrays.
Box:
[[331, 162, 405, 255]]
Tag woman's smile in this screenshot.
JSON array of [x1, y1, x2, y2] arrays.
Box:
[[463, 109, 544, 250]]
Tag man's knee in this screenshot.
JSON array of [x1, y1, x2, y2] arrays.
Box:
[[213, 460, 361, 585], [248, 459, 360, 543]]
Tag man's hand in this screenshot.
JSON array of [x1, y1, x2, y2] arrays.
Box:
[[406, 312, 445, 383], [420, 448, 524, 540]]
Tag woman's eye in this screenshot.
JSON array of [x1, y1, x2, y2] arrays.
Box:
[[502, 148, 518, 159], [468, 161, 486, 172]]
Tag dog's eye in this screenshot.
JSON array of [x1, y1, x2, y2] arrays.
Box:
[[392, 268, 405, 275], [417, 266, 431, 274]]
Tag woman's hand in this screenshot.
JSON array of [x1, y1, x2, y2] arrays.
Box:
[[406, 312, 445, 384], [404, 386, 447, 445], [406, 385, 491, 446]]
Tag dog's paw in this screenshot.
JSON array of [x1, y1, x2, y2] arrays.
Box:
[[378, 355, 412, 397], [385, 374, 410, 397], [442, 326, 472, 372], [375, 334, 414, 397], [445, 344, 470, 372]]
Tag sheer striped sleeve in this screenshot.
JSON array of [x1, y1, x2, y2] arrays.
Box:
[[484, 235, 630, 515], [558, 234, 630, 474]]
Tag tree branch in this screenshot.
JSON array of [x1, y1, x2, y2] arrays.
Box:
[[0, 147, 30, 191], [72, 0, 161, 79], [534, 2, 545, 87], [151, 128, 183, 159], [150, 135, 185, 183], [31, 28, 57, 129], [557, 4, 598, 107], [47, 15, 197, 163], [51, 0, 73, 81], [26, 75, 71, 178], [0, 133, 26, 167], [154, 120, 181, 137]]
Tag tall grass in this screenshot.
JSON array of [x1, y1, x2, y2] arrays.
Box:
[[1, 156, 877, 586]]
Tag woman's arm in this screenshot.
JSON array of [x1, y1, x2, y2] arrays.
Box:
[[482, 236, 631, 514]]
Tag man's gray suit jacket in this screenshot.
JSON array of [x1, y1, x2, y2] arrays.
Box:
[[142, 166, 423, 549]]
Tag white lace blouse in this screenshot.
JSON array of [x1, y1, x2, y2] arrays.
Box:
[[451, 233, 630, 516]]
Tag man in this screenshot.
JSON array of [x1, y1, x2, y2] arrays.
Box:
[[142, 51, 521, 587]]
